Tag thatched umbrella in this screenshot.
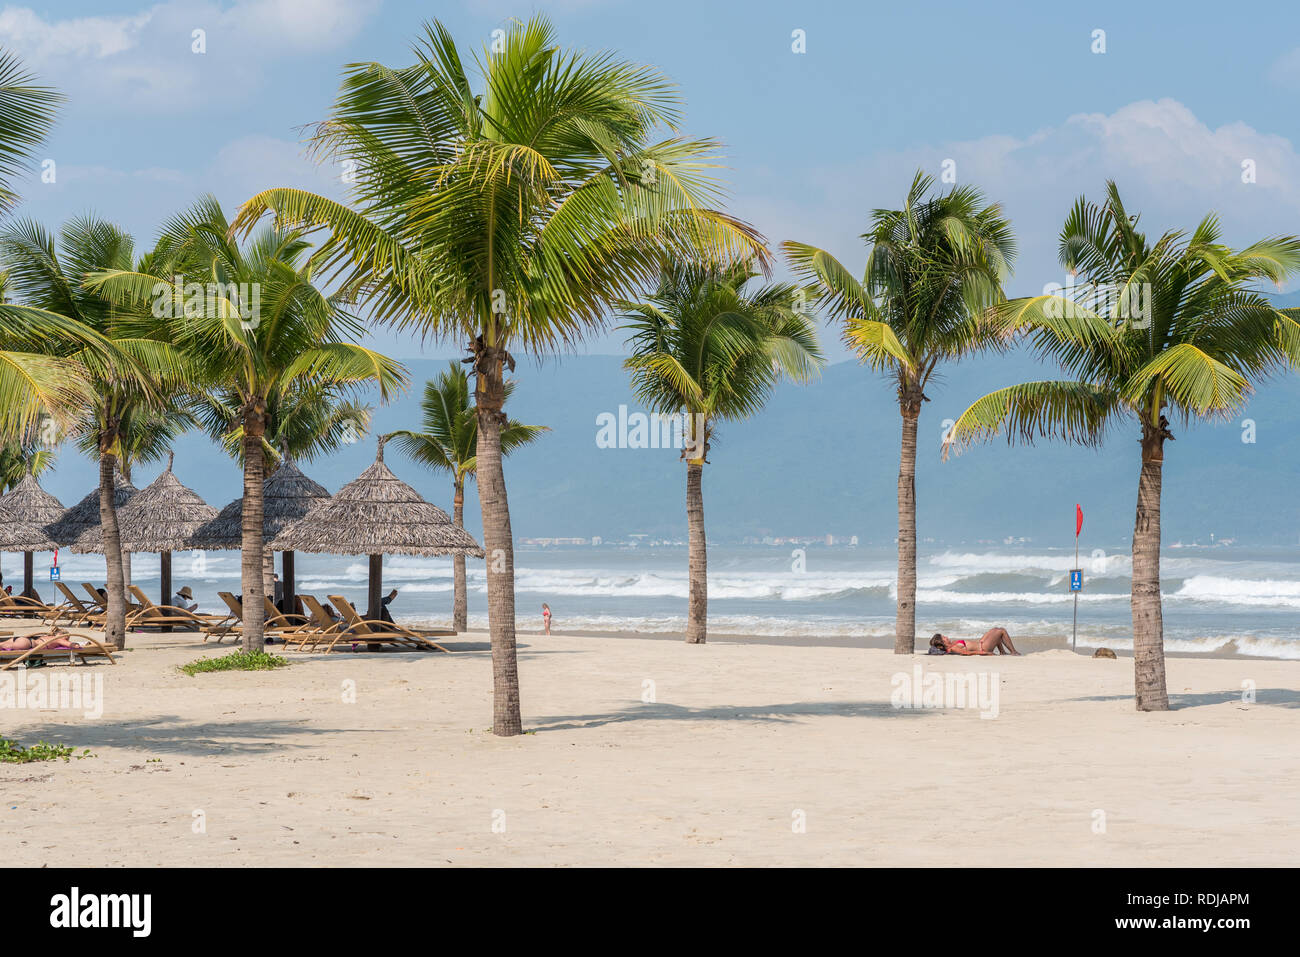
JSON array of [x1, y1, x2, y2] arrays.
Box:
[[46, 468, 138, 548], [192, 458, 331, 613], [0, 473, 65, 598], [69, 453, 217, 604], [270, 437, 484, 620]]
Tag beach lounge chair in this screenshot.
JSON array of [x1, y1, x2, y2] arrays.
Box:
[[125, 585, 221, 631], [0, 592, 57, 619], [0, 631, 118, 671], [278, 595, 350, 651], [81, 582, 141, 616], [323, 595, 454, 654], [44, 582, 108, 627], [204, 592, 307, 642]]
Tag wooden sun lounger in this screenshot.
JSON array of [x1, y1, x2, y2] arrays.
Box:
[[122, 585, 217, 631], [278, 595, 350, 651], [44, 582, 108, 627], [324, 595, 454, 655], [204, 592, 308, 642], [81, 582, 141, 616], [0, 593, 58, 619], [0, 632, 118, 671]]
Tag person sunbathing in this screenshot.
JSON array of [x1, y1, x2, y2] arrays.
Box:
[[930, 627, 1020, 656], [0, 628, 84, 652]]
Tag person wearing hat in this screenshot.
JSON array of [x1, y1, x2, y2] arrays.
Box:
[[174, 585, 198, 612]]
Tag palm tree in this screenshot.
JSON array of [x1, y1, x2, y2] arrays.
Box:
[[944, 182, 1300, 709], [197, 377, 375, 601], [232, 16, 763, 734], [0, 216, 179, 649], [0, 437, 55, 490], [621, 257, 823, 643], [0, 51, 85, 443], [784, 171, 1015, 654], [87, 197, 406, 652], [387, 363, 547, 630]]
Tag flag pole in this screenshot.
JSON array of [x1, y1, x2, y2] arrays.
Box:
[[1072, 504, 1082, 652]]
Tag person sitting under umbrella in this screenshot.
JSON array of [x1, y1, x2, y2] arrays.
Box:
[[174, 586, 199, 612]]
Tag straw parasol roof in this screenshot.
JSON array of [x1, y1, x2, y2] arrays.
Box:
[[269, 437, 484, 557], [0, 473, 66, 530], [192, 458, 331, 549], [68, 453, 218, 554], [46, 468, 138, 548], [0, 519, 58, 552]]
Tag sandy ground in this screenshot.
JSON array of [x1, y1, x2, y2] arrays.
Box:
[[2, 623, 1296, 866]]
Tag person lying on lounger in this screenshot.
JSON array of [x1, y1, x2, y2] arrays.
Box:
[[929, 627, 1020, 656], [0, 627, 85, 651]]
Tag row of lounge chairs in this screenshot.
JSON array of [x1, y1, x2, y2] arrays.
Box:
[[0, 582, 453, 662]]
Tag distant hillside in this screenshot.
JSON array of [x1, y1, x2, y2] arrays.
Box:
[[31, 302, 1300, 549]]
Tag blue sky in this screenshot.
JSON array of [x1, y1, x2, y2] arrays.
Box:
[[9, 0, 1300, 363]]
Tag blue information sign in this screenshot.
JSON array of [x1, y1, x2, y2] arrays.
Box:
[[49, 566, 61, 582], [1069, 569, 1082, 592]]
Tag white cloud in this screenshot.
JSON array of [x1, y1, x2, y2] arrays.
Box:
[[0, 1, 382, 107], [0, 7, 153, 59], [742, 97, 1300, 304]]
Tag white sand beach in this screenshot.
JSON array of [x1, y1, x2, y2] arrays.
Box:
[[2, 626, 1296, 867]]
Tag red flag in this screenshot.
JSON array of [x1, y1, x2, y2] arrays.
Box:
[[1075, 504, 1083, 537]]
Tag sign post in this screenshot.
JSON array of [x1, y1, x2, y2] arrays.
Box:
[[1070, 505, 1083, 651]]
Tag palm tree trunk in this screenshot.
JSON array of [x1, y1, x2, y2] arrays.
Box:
[[474, 346, 521, 737], [452, 479, 467, 632], [1132, 419, 1170, 710], [241, 414, 267, 653], [98, 449, 127, 650], [895, 401, 920, 654], [685, 461, 707, 644]]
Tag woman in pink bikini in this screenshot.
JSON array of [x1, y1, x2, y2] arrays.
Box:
[[541, 603, 552, 636], [930, 627, 1020, 655]]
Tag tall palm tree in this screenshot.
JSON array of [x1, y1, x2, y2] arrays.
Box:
[[621, 257, 823, 643], [0, 216, 179, 649], [232, 17, 763, 734], [387, 363, 547, 630], [784, 171, 1015, 654], [87, 197, 405, 652], [944, 182, 1300, 710]]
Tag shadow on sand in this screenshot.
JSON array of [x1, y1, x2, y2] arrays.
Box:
[[1067, 688, 1300, 710], [528, 699, 934, 732]]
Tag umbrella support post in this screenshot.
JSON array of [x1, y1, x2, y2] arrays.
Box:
[[160, 551, 172, 633], [282, 550, 295, 616], [22, 551, 33, 599], [366, 553, 382, 621]]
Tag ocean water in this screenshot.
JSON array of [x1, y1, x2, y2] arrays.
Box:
[[14, 542, 1299, 659]]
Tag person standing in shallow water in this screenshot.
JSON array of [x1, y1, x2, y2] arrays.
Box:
[[542, 603, 551, 636]]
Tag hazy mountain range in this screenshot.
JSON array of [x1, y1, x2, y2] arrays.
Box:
[[29, 294, 1300, 551]]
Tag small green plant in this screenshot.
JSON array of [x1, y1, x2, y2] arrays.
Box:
[[180, 650, 289, 676], [0, 739, 94, 763]]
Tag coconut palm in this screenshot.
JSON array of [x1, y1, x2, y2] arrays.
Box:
[[943, 182, 1300, 709], [0, 437, 55, 491], [87, 197, 406, 652], [387, 363, 547, 630], [784, 171, 1015, 654], [0, 216, 181, 649], [231, 16, 763, 734], [621, 257, 823, 643], [0, 51, 87, 442]]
